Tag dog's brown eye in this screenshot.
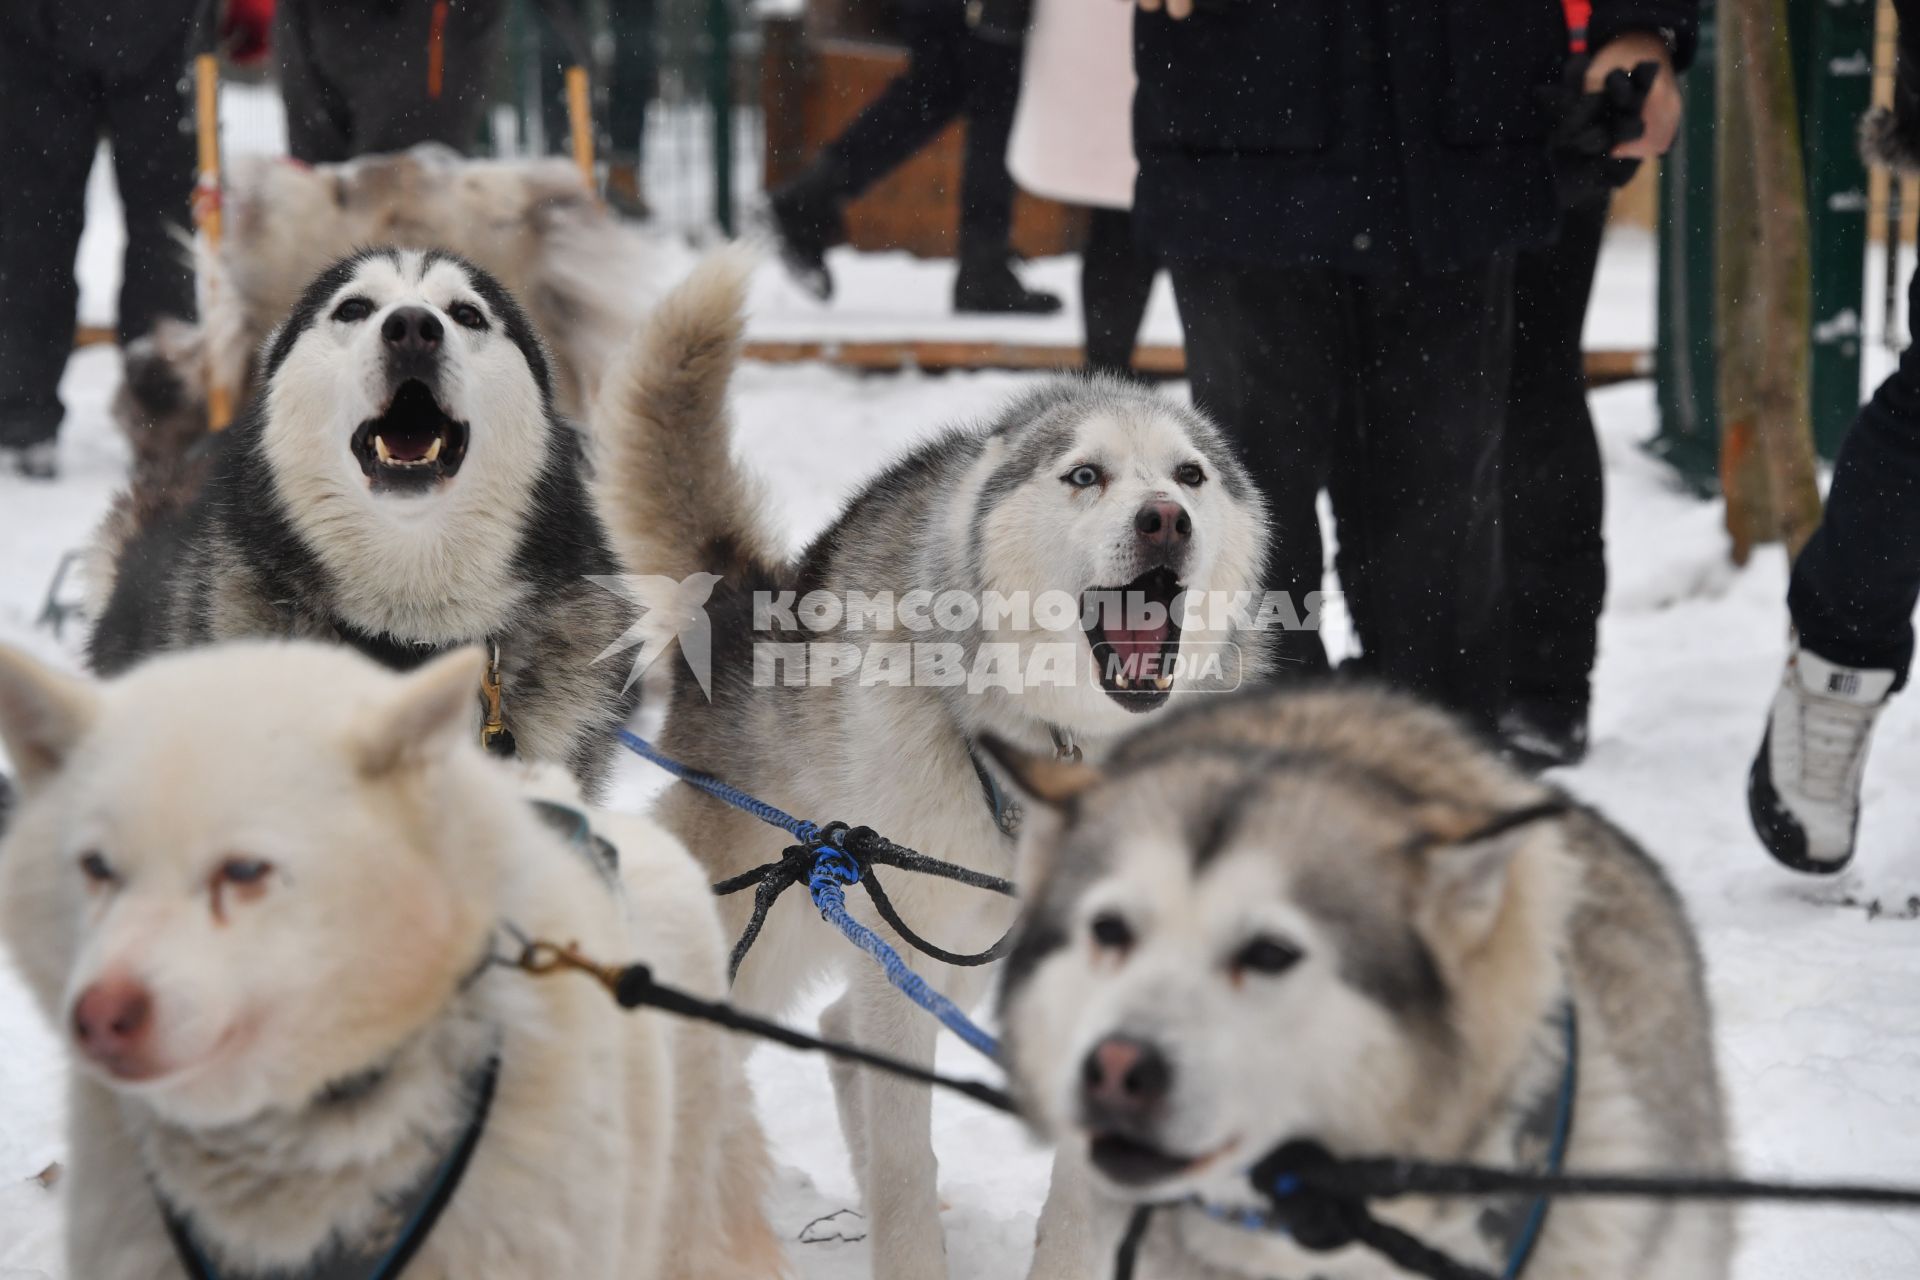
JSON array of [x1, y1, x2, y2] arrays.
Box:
[[1090, 912, 1134, 951], [78, 851, 117, 886], [1233, 936, 1301, 977], [448, 302, 488, 331], [1063, 464, 1102, 490], [218, 858, 274, 887], [332, 297, 373, 323], [1175, 462, 1206, 487]]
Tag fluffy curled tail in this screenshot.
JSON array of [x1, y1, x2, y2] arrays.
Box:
[[591, 246, 784, 585]]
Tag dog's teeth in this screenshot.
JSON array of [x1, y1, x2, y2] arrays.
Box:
[[1116, 675, 1130, 690], [425, 437, 443, 462], [1155, 675, 1172, 690], [373, 436, 392, 462]]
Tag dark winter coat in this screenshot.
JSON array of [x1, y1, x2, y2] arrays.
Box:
[[1131, 0, 1698, 274]]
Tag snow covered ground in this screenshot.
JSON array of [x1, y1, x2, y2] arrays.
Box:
[[4, 172, 1920, 1278]]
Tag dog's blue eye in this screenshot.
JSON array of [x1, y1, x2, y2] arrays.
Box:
[[1175, 462, 1206, 487], [218, 857, 273, 886], [78, 851, 117, 885], [332, 297, 373, 323], [1090, 912, 1134, 950], [1233, 936, 1301, 977], [448, 302, 488, 331], [1064, 465, 1102, 489]]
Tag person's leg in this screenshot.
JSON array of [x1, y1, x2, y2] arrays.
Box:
[[1502, 194, 1609, 749], [1168, 259, 1344, 678], [104, 42, 197, 347], [275, 0, 355, 163], [951, 16, 1060, 312], [607, 0, 657, 165], [1345, 259, 1515, 733], [1788, 308, 1920, 686], [0, 35, 97, 460], [1081, 208, 1158, 374], [1749, 299, 1920, 873], [603, 0, 657, 215], [767, 0, 969, 298]]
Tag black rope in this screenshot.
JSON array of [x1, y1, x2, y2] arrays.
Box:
[[1112, 1204, 1155, 1280], [604, 960, 1019, 1118], [713, 823, 1018, 980]]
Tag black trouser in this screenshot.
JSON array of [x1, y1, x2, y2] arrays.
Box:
[[277, 0, 507, 163], [1173, 258, 1514, 732], [1083, 207, 1159, 375], [1789, 263, 1920, 691], [822, 0, 1022, 255], [1501, 193, 1610, 717], [0, 11, 196, 448]]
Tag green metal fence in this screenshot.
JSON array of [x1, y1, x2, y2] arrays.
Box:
[[1655, 0, 1877, 487]]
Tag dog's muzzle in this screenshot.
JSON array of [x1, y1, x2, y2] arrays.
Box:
[[350, 379, 470, 495]]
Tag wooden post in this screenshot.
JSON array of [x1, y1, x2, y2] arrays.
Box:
[[566, 65, 595, 192], [1717, 0, 1822, 562], [194, 51, 233, 432]]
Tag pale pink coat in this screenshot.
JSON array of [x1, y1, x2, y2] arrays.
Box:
[[1007, 0, 1138, 210]]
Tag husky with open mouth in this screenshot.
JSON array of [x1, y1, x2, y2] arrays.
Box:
[[593, 254, 1270, 1279], [989, 685, 1733, 1280], [86, 248, 638, 792]]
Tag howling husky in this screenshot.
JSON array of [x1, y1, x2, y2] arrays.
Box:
[[0, 640, 786, 1280], [593, 254, 1272, 1278], [87, 248, 638, 793], [989, 684, 1733, 1280]]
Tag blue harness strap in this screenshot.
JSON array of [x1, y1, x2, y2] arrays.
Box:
[[158, 1055, 501, 1280], [617, 730, 1004, 1060]]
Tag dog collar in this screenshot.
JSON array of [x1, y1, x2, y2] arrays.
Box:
[[329, 624, 518, 759], [156, 1054, 501, 1280]]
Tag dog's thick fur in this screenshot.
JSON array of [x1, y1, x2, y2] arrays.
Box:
[[88, 248, 638, 793], [116, 144, 681, 475], [593, 253, 1271, 1279], [0, 640, 784, 1280], [991, 685, 1733, 1279]]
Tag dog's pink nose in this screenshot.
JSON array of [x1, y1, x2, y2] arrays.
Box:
[[72, 976, 153, 1070], [1134, 500, 1191, 549], [1081, 1035, 1172, 1114]]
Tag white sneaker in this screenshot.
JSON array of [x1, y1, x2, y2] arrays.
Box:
[[1748, 641, 1895, 873]]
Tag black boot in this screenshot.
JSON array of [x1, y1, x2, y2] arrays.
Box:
[[954, 250, 1062, 315], [767, 158, 847, 301]]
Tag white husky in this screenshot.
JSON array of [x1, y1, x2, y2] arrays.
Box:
[[0, 641, 785, 1279]]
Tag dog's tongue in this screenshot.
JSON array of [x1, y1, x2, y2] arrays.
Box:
[[1106, 619, 1171, 661], [378, 429, 435, 463]]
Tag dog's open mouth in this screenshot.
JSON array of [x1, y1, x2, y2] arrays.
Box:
[[1083, 566, 1185, 710], [1089, 1132, 1235, 1189], [350, 380, 469, 494]]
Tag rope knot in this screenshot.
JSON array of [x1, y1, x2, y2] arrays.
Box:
[[1252, 1140, 1363, 1252]]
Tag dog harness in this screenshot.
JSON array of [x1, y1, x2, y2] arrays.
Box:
[[155, 1055, 500, 1280]]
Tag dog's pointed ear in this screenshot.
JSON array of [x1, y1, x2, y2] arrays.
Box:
[[1413, 798, 1566, 956], [0, 645, 99, 792], [357, 647, 489, 776], [977, 734, 1103, 810]]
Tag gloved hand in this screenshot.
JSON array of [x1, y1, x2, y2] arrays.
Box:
[[222, 0, 275, 66], [1539, 56, 1658, 206]]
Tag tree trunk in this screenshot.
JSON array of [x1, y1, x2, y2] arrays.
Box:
[[1717, 0, 1824, 563]]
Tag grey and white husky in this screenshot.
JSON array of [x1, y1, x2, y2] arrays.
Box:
[[988, 684, 1734, 1279], [86, 247, 637, 792], [592, 254, 1271, 1279]]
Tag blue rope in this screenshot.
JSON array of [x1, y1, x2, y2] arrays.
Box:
[[618, 728, 818, 844], [1499, 1002, 1580, 1280], [617, 730, 1002, 1061]]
